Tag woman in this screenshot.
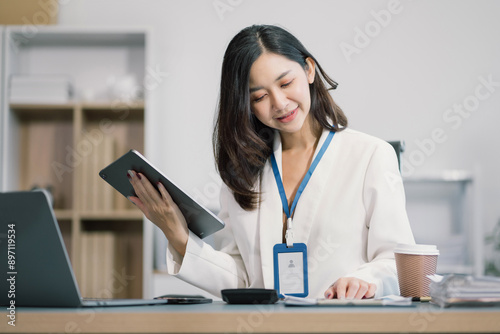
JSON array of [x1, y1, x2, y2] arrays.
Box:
[[128, 24, 415, 299]]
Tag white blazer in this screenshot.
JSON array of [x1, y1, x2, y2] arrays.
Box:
[[166, 128, 415, 298]]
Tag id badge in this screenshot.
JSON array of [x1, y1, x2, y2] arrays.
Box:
[[273, 243, 308, 298]]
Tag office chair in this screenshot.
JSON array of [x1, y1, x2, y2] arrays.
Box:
[[388, 141, 405, 172]]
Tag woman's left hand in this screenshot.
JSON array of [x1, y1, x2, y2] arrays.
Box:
[[324, 277, 376, 299]]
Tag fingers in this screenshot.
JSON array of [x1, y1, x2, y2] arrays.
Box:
[[127, 170, 151, 203], [127, 170, 180, 222], [157, 181, 174, 204], [128, 170, 160, 205], [366, 283, 377, 299], [334, 279, 348, 300], [127, 195, 150, 215], [324, 285, 335, 299], [350, 280, 367, 300], [325, 278, 377, 300], [126, 170, 188, 256], [128, 171, 174, 205], [127, 195, 141, 207]]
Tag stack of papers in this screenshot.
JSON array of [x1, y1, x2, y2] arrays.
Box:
[[284, 295, 412, 307], [429, 274, 500, 307], [9, 75, 73, 104]]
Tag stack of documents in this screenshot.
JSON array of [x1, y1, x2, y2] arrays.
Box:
[[284, 295, 412, 307], [9, 75, 73, 104], [429, 274, 500, 307]]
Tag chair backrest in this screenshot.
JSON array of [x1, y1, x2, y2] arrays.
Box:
[[387, 141, 405, 171]]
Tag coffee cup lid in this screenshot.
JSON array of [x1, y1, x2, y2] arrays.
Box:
[[393, 243, 439, 255]]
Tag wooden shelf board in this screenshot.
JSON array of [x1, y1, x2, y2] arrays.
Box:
[[10, 102, 76, 110], [81, 101, 145, 110], [10, 103, 74, 120], [82, 105, 144, 122], [54, 210, 145, 222], [54, 210, 74, 220], [79, 210, 144, 221], [10, 102, 145, 110]]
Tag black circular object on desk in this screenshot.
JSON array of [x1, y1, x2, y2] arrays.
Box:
[[221, 289, 279, 304]]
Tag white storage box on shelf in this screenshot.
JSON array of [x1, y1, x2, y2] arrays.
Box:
[[9, 75, 73, 104]]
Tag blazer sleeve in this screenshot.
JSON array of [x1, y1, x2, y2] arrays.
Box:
[[165, 184, 249, 297], [345, 141, 415, 297]]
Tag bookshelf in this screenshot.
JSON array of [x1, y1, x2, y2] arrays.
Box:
[[0, 27, 153, 298], [403, 170, 483, 276]]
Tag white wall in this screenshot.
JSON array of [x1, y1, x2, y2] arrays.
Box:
[[56, 0, 500, 284]]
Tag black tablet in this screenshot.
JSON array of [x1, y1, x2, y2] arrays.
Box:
[[99, 149, 225, 239]]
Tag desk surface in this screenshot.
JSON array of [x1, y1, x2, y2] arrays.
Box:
[[2, 301, 500, 333]]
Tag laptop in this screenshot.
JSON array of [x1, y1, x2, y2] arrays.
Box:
[[0, 190, 170, 307]]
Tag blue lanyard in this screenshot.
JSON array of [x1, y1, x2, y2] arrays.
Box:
[[270, 131, 335, 219]]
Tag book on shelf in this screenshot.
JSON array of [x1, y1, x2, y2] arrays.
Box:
[[79, 231, 127, 299], [80, 134, 115, 212]]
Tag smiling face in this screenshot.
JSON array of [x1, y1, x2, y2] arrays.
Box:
[[249, 53, 316, 134]]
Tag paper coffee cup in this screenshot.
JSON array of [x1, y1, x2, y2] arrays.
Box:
[[394, 244, 439, 298]]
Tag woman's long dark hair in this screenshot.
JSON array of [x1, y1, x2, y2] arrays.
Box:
[[213, 25, 348, 210]]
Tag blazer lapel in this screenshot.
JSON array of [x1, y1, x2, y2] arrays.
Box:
[[290, 129, 336, 245], [259, 131, 284, 289]]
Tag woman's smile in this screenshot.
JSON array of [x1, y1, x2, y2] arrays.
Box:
[[276, 107, 298, 123]]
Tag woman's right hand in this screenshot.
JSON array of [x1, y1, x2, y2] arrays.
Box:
[[127, 170, 189, 256]]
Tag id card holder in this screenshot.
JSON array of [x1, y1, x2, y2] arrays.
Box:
[[273, 243, 308, 298]]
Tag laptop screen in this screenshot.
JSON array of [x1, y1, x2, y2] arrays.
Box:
[[0, 191, 82, 307]]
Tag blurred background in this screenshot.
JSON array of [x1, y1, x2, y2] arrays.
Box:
[[1, 0, 499, 299]]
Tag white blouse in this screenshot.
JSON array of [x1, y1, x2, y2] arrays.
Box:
[[166, 128, 415, 298]]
